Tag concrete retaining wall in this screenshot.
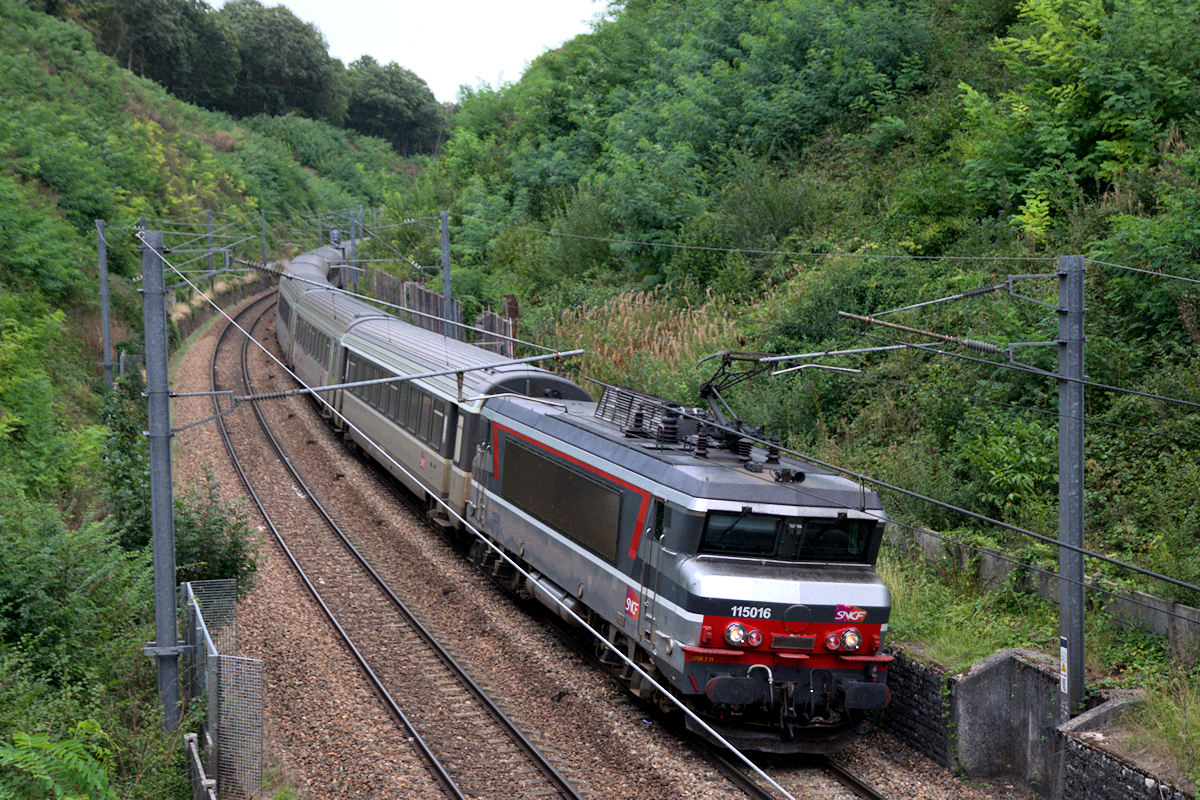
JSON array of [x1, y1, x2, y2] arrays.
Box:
[[883, 648, 1194, 800]]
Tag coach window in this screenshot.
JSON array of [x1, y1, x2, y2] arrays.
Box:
[[430, 401, 445, 451], [406, 389, 421, 432], [418, 394, 433, 443], [398, 383, 411, 426]]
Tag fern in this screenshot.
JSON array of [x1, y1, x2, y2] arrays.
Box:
[[0, 721, 117, 800]]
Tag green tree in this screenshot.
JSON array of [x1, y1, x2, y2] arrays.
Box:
[[346, 56, 443, 155], [958, 0, 1200, 229], [219, 0, 346, 123]]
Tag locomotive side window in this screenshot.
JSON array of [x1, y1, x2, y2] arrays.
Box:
[[501, 441, 621, 564], [278, 296, 292, 329]]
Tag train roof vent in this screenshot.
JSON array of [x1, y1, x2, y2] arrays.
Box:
[[595, 386, 671, 436]]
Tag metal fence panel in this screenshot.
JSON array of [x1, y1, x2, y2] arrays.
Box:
[[179, 581, 262, 800], [217, 656, 264, 800]]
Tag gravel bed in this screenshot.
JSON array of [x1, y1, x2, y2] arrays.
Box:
[[170, 289, 1046, 800], [173, 297, 433, 799]]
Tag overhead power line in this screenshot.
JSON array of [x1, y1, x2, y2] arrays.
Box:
[[1087, 257, 1200, 286]]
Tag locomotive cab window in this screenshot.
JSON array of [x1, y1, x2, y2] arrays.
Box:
[[699, 512, 877, 563]]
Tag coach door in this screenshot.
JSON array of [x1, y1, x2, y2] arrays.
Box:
[[635, 499, 666, 653]]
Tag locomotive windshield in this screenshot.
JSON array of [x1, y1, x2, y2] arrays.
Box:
[[699, 511, 877, 563]]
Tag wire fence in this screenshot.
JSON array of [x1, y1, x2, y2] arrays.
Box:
[[180, 580, 263, 800]]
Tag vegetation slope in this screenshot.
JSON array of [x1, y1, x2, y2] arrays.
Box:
[[0, 1, 416, 795]]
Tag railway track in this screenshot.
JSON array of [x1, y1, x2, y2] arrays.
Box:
[[698, 740, 890, 800], [209, 293, 585, 800]]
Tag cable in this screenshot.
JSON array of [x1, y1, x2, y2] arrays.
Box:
[[842, 326, 1200, 413], [1087, 257, 1200, 286], [831, 370, 1200, 449]]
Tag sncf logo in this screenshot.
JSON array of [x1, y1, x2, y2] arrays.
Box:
[[834, 604, 867, 622], [625, 587, 640, 619]]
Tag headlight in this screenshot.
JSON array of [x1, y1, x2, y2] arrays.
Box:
[[824, 632, 842, 651], [841, 628, 862, 652], [725, 622, 748, 646]]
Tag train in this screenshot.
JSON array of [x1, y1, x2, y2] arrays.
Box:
[[274, 245, 893, 753]]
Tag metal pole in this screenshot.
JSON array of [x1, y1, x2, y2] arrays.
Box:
[[97, 220, 114, 392], [353, 204, 362, 292], [440, 210, 453, 338], [206, 209, 215, 293], [1057, 254, 1086, 718], [317, 209, 323, 245], [260, 206, 268, 264], [142, 230, 180, 731]]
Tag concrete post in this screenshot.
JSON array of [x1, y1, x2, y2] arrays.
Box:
[[1057, 255, 1086, 718], [97, 220, 114, 392], [141, 230, 180, 731], [261, 207, 268, 264]]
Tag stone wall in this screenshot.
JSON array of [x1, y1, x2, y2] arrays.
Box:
[[880, 648, 953, 767], [1061, 737, 1192, 800]]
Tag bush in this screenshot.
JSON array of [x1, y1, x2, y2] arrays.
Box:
[[103, 377, 259, 595]]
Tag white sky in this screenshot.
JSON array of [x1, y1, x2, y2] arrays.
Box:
[[267, 0, 610, 103]]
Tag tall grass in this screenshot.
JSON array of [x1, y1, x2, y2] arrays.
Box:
[[1129, 673, 1199, 793], [548, 286, 743, 400]]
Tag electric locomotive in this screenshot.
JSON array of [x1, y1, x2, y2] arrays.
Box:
[[275, 246, 892, 753]]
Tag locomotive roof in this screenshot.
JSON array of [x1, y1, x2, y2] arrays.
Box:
[[487, 396, 884, 513]]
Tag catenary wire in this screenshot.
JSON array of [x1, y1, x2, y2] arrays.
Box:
[[1086, 257, 1200, 286]]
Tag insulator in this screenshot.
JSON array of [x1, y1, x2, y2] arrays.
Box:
[[695, 433, 709, 459], [632, 410, 644, 430], [766, 439, 780, 464], [659, 419, 678, 443], [737, 438, 753, 460]]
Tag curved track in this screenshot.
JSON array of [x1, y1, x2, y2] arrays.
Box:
[[209, 293, 585, 800]]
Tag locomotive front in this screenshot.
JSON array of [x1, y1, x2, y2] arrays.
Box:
[[660, 492, 892, 753]]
